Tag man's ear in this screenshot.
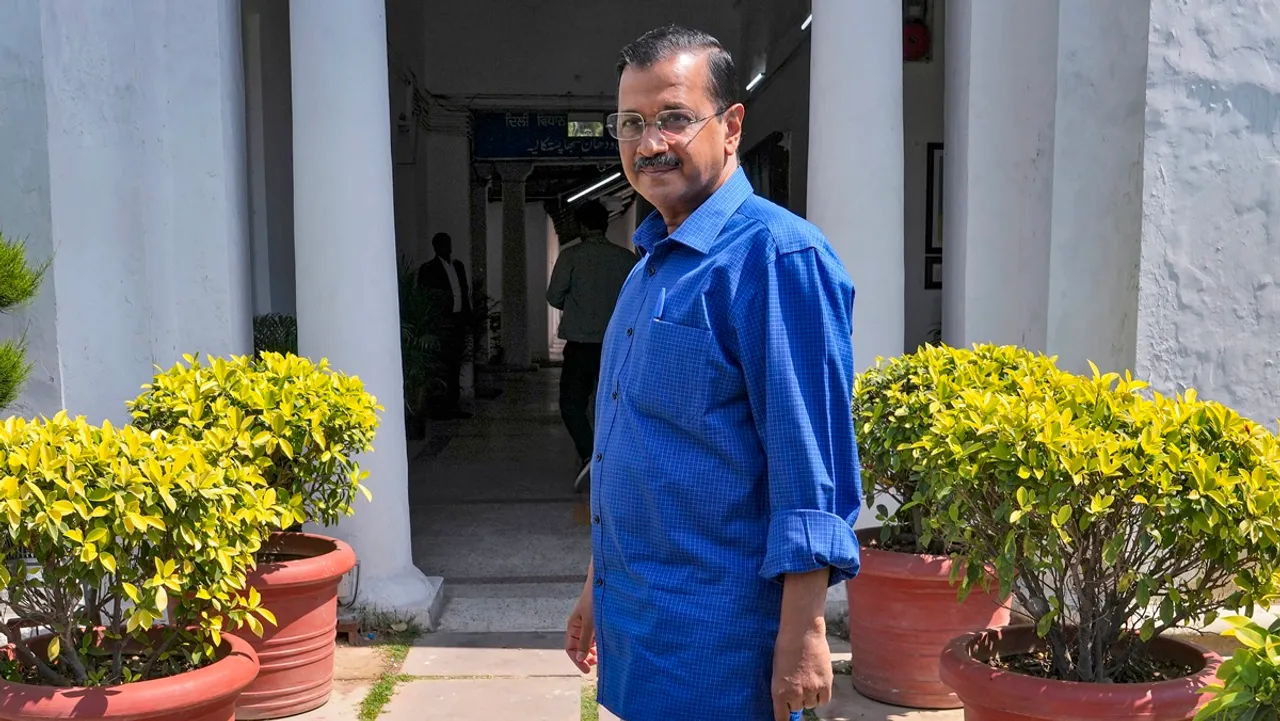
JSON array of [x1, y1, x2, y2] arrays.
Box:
[[723, 103, 745, 156]]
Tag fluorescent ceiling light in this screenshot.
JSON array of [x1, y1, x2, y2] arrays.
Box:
[[801, 14, 812, 30], [567, 172, 622, 203], [746, 72, 765, 92]]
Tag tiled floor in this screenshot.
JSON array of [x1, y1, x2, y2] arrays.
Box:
[[409, 368, 592, 633]]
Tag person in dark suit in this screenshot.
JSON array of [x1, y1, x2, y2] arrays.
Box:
[[417, 232, 472, 420]]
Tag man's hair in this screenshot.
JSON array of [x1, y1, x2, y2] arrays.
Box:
[[617, 25, 738, 112], [574, 200, 611, 233]]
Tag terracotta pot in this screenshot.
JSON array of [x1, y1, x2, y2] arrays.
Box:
[[0, 630, 258, 720], [235, 532, 356, 720], [846, 528, 1011, 708], [938, 625, 1222, 720]]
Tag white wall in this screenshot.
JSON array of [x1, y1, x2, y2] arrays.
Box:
[[0, 2, 253, 426], [1138, 0, 1280, 427], [0, 0, 63, 419]]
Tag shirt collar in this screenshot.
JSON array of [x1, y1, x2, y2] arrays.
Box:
[[633, 167, 754, 254]]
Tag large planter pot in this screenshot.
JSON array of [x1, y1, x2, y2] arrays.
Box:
[[846, 528, 1012, 708], [235, 532, 357, 720], [938, 625, 1222, 720], [0, 630, 258, 720]]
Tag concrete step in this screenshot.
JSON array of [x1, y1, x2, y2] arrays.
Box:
[[437, 582, 583, 633]]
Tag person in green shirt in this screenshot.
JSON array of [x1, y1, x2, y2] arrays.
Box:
[[547, 199, 639, 491]]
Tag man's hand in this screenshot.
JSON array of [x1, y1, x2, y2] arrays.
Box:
[[565, 568, 597, 673], [772, 569, 833, 720], [771, 621, 832, 720]]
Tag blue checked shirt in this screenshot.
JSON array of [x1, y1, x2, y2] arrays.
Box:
[[590, 168, 862, 721]]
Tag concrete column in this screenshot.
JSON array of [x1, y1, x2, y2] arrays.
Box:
[[942, 0, 1059, 350], [807, 0, 905, 370], [1046, 1, 1148, 375], [469, 164, 492, 362], [496, 162, 533, 368], [7, 1, 252, 424], [943, 0, 1147, 375], [290, 0, 442, 620]]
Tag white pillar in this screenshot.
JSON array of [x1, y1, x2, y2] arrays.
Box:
[[290, 0, 443, 621], [942, 0, 1059, 350], [1046, 1, 1148, 375], [16, 1, 252, 425], [807, 0, 905, 371], [943, 0, 1147, 375], [469, 165, 492, 363], [496, 162, 533, 368]]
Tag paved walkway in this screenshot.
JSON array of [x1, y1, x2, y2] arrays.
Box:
[[409, 368, 590, 634], [295, 632, 964, 720]]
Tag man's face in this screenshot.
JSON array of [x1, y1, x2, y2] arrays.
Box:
[[434, 237, 452, 258], [616, 52, 743, 221]]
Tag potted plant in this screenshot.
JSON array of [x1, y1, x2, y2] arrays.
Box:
[[925, 362, 1280, 720], [1195, 614, 1280, 719], [397, 258, 446, 438], [847, 343, 1058, 707], [0, 413, 281, 720], [127, 352, 381, 719]]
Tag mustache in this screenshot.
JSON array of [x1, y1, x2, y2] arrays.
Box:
[[634, 154, 681, 171]]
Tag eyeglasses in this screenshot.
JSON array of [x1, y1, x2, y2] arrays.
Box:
[[605, 108, 727, 142]]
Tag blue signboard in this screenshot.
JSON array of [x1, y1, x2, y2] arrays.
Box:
[[472, 111, 619, 160]]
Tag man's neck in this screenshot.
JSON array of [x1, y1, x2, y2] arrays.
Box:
[[661, 161, 738, 236]]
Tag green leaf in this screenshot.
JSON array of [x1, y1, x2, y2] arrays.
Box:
[[1036, 611, 1054, 637], [1235, 625, 1266, 650], [1053, 505, 1071, 527], [1140, 619, 1156, 642]]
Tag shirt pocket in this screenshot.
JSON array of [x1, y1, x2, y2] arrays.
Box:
[[629, 317, 712, 427]]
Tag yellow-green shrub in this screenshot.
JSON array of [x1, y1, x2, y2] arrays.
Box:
[[127, 353, 382, 529], [0, 413, 283, 686], [917, 362, 1280, 682], [1196, 614, 1280, 719], [853, 343, 1063, 553]]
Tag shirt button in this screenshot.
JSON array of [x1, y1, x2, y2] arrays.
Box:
[[647, 266, 656, 276], [595, 453, 603, 462], [611, 390, 618, 400], [593, 514, 601, 524], [626, 327, 633, 336], [595, 576, 605, 587]]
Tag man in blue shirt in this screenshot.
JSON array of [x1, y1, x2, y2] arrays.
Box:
[[563, 25, 863, 721]]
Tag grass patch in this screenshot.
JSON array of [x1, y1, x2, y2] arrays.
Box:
[[581, 681, 598, 721], [357, 644, 412, 720], [356, 605, 426, 646]]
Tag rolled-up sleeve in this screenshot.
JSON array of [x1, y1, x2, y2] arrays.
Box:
[[740, 244, 862, 586]]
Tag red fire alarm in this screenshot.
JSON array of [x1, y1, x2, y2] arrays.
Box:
[[904, 20, 931, 62]]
